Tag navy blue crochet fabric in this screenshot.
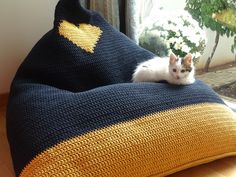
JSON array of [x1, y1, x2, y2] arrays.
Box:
[[6, 0, 229, 176]]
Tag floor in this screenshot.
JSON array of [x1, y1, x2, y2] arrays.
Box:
[[196, 66, 236, 89], [196, 66, 236, 112], [0, 95, 15, 177], [1, 94, 236, 177]]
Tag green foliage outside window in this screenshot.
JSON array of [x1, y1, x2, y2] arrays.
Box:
[[185, 0, 236, 71]]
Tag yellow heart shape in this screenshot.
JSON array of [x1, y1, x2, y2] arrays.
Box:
[[59, 20, 103, 53]]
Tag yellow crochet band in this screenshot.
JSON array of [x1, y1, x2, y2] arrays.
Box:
[[59, 20, 103, 53], [20, 103, 236, 177]]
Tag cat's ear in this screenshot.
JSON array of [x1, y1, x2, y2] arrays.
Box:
[[184, 53, 192, 66], [169, 53, 177, 64]]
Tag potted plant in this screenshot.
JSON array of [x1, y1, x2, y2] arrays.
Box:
[[139, 11, 206, 64]]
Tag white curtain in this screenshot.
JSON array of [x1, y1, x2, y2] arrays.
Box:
[[126, 0, 158, 43]]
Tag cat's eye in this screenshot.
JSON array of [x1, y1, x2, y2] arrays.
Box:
[[172, 69, 177, 72], [181, 69, 185, 73]]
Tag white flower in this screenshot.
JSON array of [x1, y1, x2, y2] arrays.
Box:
[[175, 31, 181, 37], [181, 27, 193, 38], [212, 13, 216, 19], [182, 45, 191, 53], [139, 9, 206, 62], [175, 37, 184, 44], [167, 37, 176, 44], [188, 35, 200, 46], [194, 52, 201, 58], [174, 42, 183, 50]]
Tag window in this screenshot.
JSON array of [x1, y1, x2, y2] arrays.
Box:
[[138, 0, 236, 105]]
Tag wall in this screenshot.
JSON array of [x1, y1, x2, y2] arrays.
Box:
[[0, 0, 58, 94], [197, 29, 235, 69], [153, 0, 236, 69]]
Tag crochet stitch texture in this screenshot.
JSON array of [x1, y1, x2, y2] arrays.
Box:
[[7, 0, 236, 176]]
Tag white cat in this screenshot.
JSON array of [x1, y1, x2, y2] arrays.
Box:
[[132, 53, 195, 85]]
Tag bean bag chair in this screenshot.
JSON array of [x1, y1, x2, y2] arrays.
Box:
[[7, 0, 236, 176]]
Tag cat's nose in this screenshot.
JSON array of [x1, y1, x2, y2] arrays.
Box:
[[176, 76, 180, 79]]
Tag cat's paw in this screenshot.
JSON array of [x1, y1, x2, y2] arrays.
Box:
[[181, 78, 195, 85], [167, 79, 182, 85], [167, 78, 195, 85]]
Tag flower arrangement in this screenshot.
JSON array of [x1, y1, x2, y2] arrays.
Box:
[[139, 11, 207, 63]]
